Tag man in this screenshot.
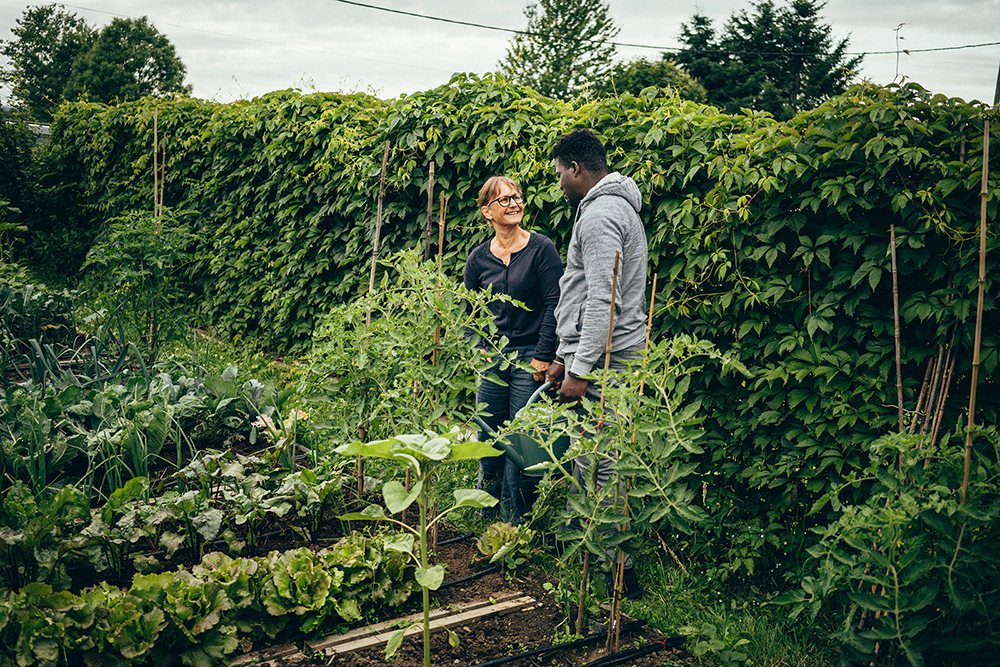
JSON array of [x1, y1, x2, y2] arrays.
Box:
[[545, 128, 648, 599]]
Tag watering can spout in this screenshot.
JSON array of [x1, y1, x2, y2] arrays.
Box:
[[473, 415, 528, 467]]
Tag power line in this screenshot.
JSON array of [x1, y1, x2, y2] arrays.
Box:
[[58, 3, 453, 74], [51, 1, 1000, 63], [331, 0, 1000, 57]]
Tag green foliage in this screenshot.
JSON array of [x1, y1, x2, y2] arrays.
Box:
[[62, 15, 190, 105], [0, 4, 95, 121], [310, 248, 504, 441], [32, 76, 1000, 660], [652, 82, 1000, 591], [0, 384, 83, 497], [0, 112, 35, 262], [263, 464, 345, 541], [260, 547, 336, 632], [80, 476, 150, 584], [592, 58, 707, 103], [680, 619, 750, 666], [0, 356, 286, 504], [498, 0, 620, 101], [0, 280, 78, 355], [1, 5, 188, 121], [0, 531, 419, 666], [82, 209, 197, 363], [778, 430, 1000, 665], [675, 0, 863, 119], [0, 482, 90, 590]]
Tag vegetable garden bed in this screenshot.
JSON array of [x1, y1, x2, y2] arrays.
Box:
[[236, 526, 685, 667]]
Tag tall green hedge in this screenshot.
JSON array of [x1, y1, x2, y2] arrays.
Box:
[[42, 74, 1000, 576]]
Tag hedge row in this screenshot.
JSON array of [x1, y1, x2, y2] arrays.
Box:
[[42, 74, 1000, 574]]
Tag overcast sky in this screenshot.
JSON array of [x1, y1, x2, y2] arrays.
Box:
[[2, 0, 999, 107]]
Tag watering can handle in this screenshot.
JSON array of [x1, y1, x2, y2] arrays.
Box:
[[525, 381, 553, 408], [472, 381, 553, 437]]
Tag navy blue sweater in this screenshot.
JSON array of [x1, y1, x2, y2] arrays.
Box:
[[463, 232, 563, 362]]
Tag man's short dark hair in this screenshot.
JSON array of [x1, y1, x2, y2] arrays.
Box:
[[551, 129, 608, 175]]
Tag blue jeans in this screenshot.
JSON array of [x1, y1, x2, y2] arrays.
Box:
[[476, 344, 542, 522]]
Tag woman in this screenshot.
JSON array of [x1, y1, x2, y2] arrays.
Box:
[[464, 175, 563, 523]]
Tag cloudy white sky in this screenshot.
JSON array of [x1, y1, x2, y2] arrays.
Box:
[[1, 0, 999, 106]]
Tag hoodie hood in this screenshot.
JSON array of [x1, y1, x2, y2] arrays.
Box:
[[578, 172, 643, 217]]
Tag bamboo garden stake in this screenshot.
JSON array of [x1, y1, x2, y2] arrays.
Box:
[[358, 140, 391, 500], [423, 161, 435, 261], [608, 271, 657, 653], [150, 110, 167, 350], [963, 115, 991, 504], [431, 192, 448, 550], [366, 140, 391, 326], [577, 252, 620, 636], [890, 224, 903, 433]]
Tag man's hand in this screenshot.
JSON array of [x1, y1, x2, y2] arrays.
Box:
[[559, 375, 588, 404], [545, 359, 565, 387]]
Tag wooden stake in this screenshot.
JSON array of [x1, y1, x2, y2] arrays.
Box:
[[430, 193, 448, 549], [366, 140, 391, 327], [577, 252, 621, 637], [929, 344, 956, 450], [153, 109, 159, 221], [890, 224, 903, 433], [575, 553, 590, 636], [432, 193, 448, 367], [638, 273, 657, 396], [607, 548, 626, 652], [963, 117, 990, 504], [160, 134, 166, 219], [599, 252, 621, 410], [610, 271, 657, 651], [423, 161, 435, 261], [359, 140, 391, 499], [437, 192, 448, 276], [920, 344, 946, 436], [908, 358, 934, 434]]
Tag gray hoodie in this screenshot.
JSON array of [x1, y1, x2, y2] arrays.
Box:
[[554, 172, 648, 377]]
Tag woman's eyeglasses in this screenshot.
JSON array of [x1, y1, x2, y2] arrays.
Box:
[[486, 193, 523, 208]]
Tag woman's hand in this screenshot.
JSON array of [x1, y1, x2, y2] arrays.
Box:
[[529, 358, 550, 383]]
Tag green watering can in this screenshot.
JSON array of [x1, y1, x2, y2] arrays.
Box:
[[474, 382, 571, 477]]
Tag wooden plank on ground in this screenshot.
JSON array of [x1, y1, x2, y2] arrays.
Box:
[[231, 642, 303, 666], [307, 591, 526, 653], [319, 595, 537, 656]]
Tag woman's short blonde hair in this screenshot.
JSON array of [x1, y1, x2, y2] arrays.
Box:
[[478, 176, 522, 219]]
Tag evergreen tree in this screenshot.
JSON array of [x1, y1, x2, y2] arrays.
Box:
[[498, 0, 620, 101], [675, 0, 862, 120]]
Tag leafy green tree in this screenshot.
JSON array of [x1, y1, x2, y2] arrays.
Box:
[[0, 4, 94, 121], [498, 0, 620, 101], [675, 0, 862, 119], [64, 16, 191, 105], [592, 57, 707, 102], [1, 6, 190, 120]]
